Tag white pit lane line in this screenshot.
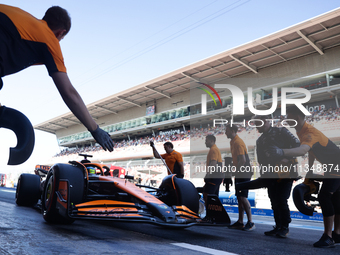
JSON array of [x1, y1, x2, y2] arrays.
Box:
[[172, 243, 238, 255]]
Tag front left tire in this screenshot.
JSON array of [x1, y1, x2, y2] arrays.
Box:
[[42, 163, 85, 224]]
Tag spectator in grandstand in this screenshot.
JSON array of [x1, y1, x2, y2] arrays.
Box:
[[225, 124, 255, 231], [254, 115, 300, 238], [0, 4, 113, 152], [203, 134, 224, 205], [279, 105, 340, 248], [150, 141, 184, 178]]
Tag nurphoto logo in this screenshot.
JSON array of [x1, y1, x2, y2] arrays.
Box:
[[200, 84, 311, 116]]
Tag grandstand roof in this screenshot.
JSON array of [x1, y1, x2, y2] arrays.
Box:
[[35, 8, 340, 134]]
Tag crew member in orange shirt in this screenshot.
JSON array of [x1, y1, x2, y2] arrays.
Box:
[[278, 105, 340, 248], [0, 4, 113, 152], [203, 134, 224, 205], [151, 141, 184, 178], [226, 124, 255, 231]]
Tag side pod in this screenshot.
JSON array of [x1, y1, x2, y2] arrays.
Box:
[[0, 105, 35, 165]]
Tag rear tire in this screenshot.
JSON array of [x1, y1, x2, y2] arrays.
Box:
[[16, 174, 41, 206], [42, 163, 85, 224]]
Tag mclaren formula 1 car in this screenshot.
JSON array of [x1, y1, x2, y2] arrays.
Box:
[[16, 154, 230, 228]]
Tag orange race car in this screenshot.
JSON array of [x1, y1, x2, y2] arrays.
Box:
[[15, 154, 230, 228]]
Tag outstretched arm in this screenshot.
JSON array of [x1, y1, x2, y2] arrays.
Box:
[[152, 147, 161, 158], [283, 144, 310, 157], [150, 141, 160, 158], [51, 72, 97, 131], [51, 72, 114, 151]]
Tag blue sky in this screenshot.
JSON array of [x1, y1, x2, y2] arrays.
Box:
[[1, 0, 340, 173]]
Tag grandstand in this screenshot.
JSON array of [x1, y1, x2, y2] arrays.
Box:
[[35, 8, 340, 189]]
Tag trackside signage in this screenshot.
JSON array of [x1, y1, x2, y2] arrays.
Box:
[[200, 84, 311, 116]]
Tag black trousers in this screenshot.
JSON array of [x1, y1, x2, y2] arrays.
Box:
[[267, 179, 293, 228]]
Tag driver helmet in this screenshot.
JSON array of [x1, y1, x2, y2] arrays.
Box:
[[87, 167, 96, 175]]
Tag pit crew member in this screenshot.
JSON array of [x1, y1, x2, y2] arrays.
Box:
[[0, 4, 113, 151], [255, 115, 300, 238], [203, 134, 223, 205], [279, 105, 340, 248], [226, 124, 255, 231], [151, 141, 184, 178]]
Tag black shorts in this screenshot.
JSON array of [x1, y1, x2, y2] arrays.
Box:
[[203, 178, 223, 196], [319, 178, 340, 216], [320, 178, 340, 193], [235, 178, 251, 198]]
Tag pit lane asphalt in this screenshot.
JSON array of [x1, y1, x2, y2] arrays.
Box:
[[0, 187, 338, 255]]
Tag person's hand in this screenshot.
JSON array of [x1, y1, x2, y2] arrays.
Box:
[[150, 141, 154, 147], [90, 126, 114, 152], [264, 145, 284, 160]]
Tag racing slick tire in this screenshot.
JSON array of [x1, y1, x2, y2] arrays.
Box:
[[293, 183, 315, 216], [174, 177, 199, 214], [16, 174, 41, 206], [159, 175, 199, 214], [42, 163, 85, 224]]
